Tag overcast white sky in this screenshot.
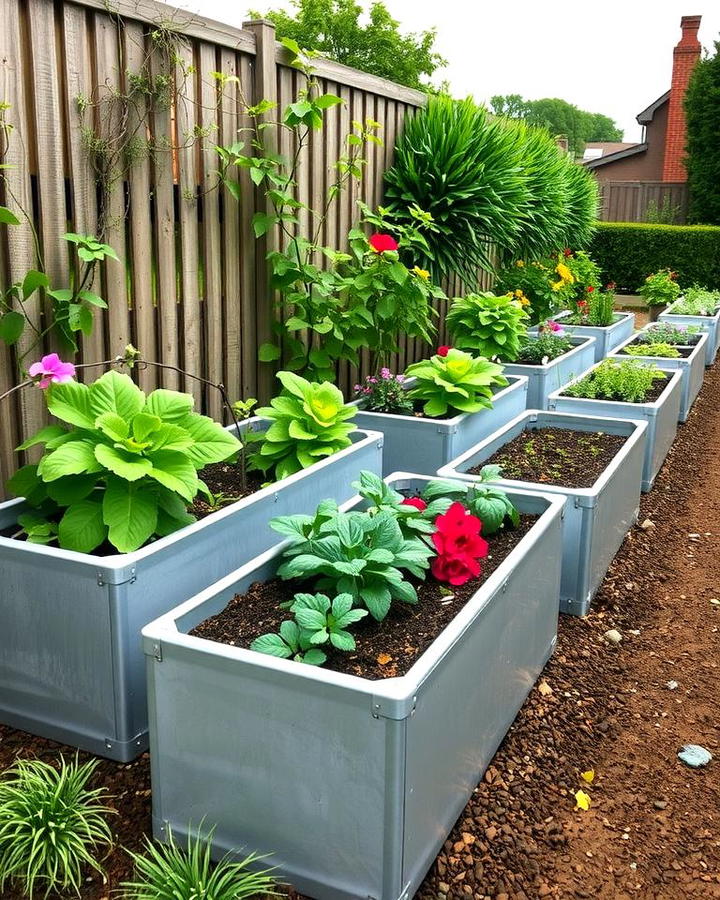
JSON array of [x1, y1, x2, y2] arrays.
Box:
[[184, 0, 720, 142]]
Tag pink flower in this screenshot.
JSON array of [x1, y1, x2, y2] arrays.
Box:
[[546, 320, 565, 336], [369, 233, 399, 253], [437, 345, 451, 357], [380, 367, 392, 380], [28, 353, 76, 389]]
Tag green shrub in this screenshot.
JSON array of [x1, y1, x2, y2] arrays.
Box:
[[515, 333, 574, 364], [0, 757, 113, 899], [635, 323, 701, 345], [623, 342, 681, 358], [445, 292, 528, 360], [637, 269, 681, 307], [250, 372, 357, 480], [563, 359, 666, 403], [673, 286, 720, 315], [121, 824, 277, 900], [495, 256, 573, 325], [405, 349, 508, 417], [589, 222, 720, 290]]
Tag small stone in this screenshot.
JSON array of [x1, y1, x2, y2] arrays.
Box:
[[438, 882, 450, 893], [485, 825, 498, 841], [604, 629, 623, 645], [710, 599, 720, 607], [640, 519, 655, 530], [666, 680, 679, 691], [653, 800, 668, 810]]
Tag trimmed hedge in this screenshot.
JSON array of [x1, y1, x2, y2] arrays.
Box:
[[590, 222, 720, 291]]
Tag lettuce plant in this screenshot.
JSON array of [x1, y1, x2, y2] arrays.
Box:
[[250, 372, 356, 481], [251, 592, 368, 666], [670, 287, 720, 316], [422, 467, 519, 536], [563, 359, 666, 404], [624, 341, 681, 358], [7, 370, 241, 553], [271, 505, 433, 621], [446, 292, 528, 360], [404, 348, 507, 417]]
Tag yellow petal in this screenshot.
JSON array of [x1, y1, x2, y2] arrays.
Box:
[[581, 769, 595, 784], [574, 789, 591, 811]]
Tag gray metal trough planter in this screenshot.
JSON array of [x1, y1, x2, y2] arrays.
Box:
[[438, 411, 648, 616], [548, 365, 683, 492], [501, 336, 596, 410], [142, 475, 564, 900], [550, 311, 636, 361], [353, 375, 528, 476], [0, 420, 383, 761], [658, 303, 720, 365], [610, 329, 708, 423]]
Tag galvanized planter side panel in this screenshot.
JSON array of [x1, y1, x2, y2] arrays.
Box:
[[0, 426, 383, 761], [501, 336, 596, 409], [657, 308, 720, 365], [549, 312, 636, 361], [610, 330, 708, 422], [437, 411, 647, 616], [353, 376, 528, 476], [548, 368, 682, 492], [143, 479, 564, 900]]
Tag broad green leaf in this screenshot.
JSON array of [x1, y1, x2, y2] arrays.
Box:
[[133, 412, 162, 443], [359, 584, 392, 621], [94, 444, 153, 482], [250, 633, 293, 659], [94, 411, 129, 442], [39, 440, 102, 482], [46, 380, 95, 429], [58, 500, 107, 553], [146, 449, 199, 501], [89, 370, 145, 420], [46, 473, 99, 506], [329, 630, 355, 651], [149, 423, 193, 453], [6, 464, 46, 504], [314, 93, 343, 109], [301, 649, 327, 666], [16, 424, 67, 451], [181, 414, 242, 467], [144, 389, 194, 422], [102, 476, 159, 552], [258, 342, 282, 362], [0, 310, 25, 345], [0, 206, 21, 225]]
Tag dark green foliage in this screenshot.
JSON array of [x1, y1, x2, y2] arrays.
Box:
[[249, 0, 445, 90], [563, 359, 666, 404], [685, 40, 720, 224], [589, 223, 720, 290], [515, 334, 574, 364]]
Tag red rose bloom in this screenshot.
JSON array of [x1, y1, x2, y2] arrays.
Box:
[[369, 233, 399, 253], [586, 285, 594, 293], [436, 345, 451, 357], [563, 247, 573, 257], [402, 497, 427, 512], [431, 501, 489, 586]]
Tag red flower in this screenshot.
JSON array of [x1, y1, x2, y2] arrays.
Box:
[[577, 299, 588, 308], [606, 281, 616, 290], [563, 247, 573, 257], [437, 345, 451, 357], [586, 285, 594, 293], [431, 501, 489, 586], [402, 497, 427, 512], [369, 233, 399, 253]]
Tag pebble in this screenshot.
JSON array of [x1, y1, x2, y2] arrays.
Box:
[[666, 680, 679, 690], [603, 629, 623, 644]]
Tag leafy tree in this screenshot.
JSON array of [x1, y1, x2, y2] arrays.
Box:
[[685, 40, 720, 225], [489, 94, 623, 156], [249, 0, 446, 90]]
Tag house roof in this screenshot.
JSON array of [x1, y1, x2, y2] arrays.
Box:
[[637, 91, 670, 124], [582, 142, 639, 160], [582, 142, 648, 170]]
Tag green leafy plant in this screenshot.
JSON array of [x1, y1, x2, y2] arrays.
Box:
[[7, 370, 241, 553], [670, 286, 720, 316], [635, 323, 701, 345], [623, 341, 681, 358], [565, 284, 616, 326], [404, 349, 508, 418], [352, 469, 453, 539], [638, 269, 681, 308], [251, 592, 368, 665], [249, 371, 356, 481], [353, 369, 413, 414], [421, 467, 520, 536], [563, 359, 666, 404], [0, 757, 113, 899], [271, 504, 433, 621], [495, 257, 572, 325], [120, 823, 277, 900], [563, 249, 602, 302], [446, 292, 529, 360], [514, 332, 574, 364]]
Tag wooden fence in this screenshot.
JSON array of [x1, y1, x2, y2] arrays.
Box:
[[598, 181, 689, 224], [0, 0, 486, 494]]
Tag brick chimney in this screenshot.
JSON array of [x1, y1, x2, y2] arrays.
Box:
[[662, 14, 702, 182]]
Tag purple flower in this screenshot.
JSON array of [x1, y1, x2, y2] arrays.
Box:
[[28, 353, 76, 389], [396, 374, 406, 383], [353, 384, 362, 393], [380, 367, 392, 380], [368, 377, 378, 384]]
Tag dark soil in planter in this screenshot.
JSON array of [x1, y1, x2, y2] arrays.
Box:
[[471, 427, 628, 489], [190, 461, 266, 520], [190, 515, 537, 680], [618, 343, 694, 358], [560, 377, 668, 404]]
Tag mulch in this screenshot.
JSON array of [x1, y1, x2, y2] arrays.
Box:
[[1, 358, 719, 899]]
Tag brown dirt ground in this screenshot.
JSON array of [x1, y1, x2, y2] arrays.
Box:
[[1, 327, 718, 900]]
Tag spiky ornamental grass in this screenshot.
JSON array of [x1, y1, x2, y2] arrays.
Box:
[[383, 95, 600, 290], [0, 757, 113, 899], [120, 824, 278, 900]]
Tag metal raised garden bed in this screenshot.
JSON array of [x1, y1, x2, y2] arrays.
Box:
[[0, 419, 383, 761], [142, 474, 564, 900], [610, 328, 708, 423], [501, 335, 596, 410], [550, 311, 636, 361], [353, 374, 528, 476], [548, 365, 683, 492], [437, 411, 648, 616], [658, 303, 720, 366]]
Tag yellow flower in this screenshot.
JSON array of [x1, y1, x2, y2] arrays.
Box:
[[515, 259, 525, 267], [412, 266, 430, 280], [574, 789, 591, 811], [581, 769, 595, 784], [555, 262, 575, 284]]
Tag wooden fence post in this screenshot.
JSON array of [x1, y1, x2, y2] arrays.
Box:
[[244, 19, 278, 404]]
